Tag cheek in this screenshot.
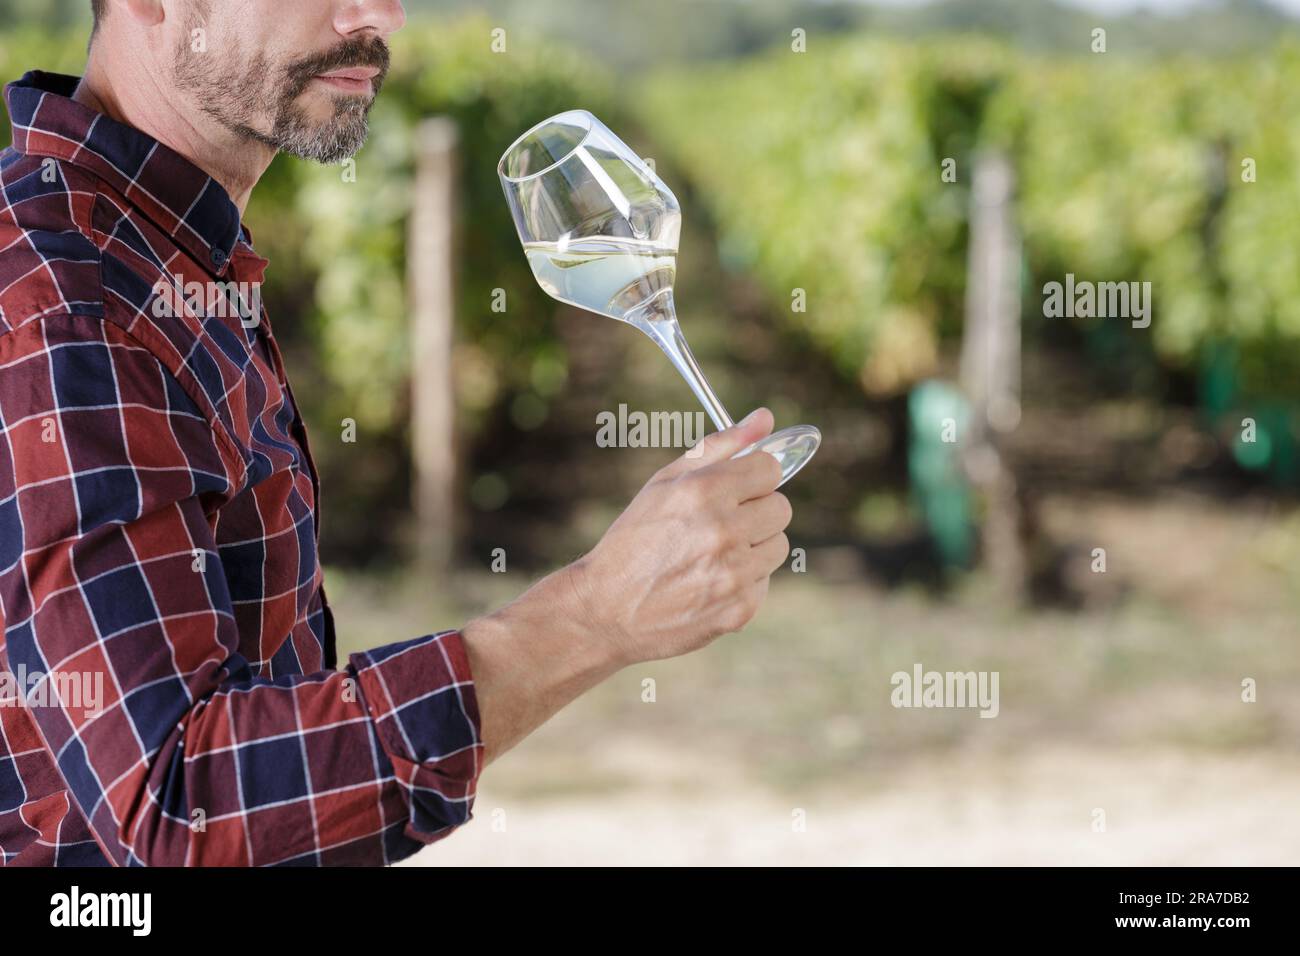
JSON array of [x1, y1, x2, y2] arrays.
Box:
[[232, 53, 290, 108]]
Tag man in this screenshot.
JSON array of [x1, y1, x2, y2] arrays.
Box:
[[0, 1, 792, 866]]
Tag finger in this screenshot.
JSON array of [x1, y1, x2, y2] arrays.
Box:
[[747, 532, 791, 581], [737, 492, 793, 544], [708, 446, 782, 502], [670, 407, 774, 475]]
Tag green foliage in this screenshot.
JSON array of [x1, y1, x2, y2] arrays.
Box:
[[986, 44, 1300, 400], [0, 27, 88, 84], [644, 35, 1299, 402], [407, 0, 1300, 66], [642, 38, 1008, 395], [0, 0, 88, 31]]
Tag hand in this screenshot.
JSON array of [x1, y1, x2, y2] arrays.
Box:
[[570, 407, 793, 665]]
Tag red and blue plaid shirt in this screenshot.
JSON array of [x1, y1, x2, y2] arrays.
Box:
[[0, 71, 482, 866]]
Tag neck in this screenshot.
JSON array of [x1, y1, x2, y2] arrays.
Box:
[[73, 50, 275, 215]]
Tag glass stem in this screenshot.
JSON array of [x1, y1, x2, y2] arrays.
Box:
[[633, 295, 734, 432]]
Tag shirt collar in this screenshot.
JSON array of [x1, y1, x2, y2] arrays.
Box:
[[4, 70, 251, 277]]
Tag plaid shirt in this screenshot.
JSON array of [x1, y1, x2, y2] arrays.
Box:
[[0, 71, 482, 866]]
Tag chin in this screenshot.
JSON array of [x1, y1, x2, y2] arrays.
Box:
[[295, 91, 349, 119]]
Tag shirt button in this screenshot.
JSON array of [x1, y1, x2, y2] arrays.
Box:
[[211, 247, 227, 268]]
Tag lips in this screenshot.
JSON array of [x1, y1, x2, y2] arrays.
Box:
[[318, 67, 380, 81], [312, 66, 380, 93]]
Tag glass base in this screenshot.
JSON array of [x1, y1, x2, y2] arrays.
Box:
[[732, 424, 821, 488]]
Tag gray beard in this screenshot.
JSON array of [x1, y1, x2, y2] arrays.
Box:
[[173, 48, 375, 165], [246, 92, 373, 164]]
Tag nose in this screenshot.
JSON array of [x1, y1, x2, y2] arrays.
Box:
[[334, 0, 406, 39]]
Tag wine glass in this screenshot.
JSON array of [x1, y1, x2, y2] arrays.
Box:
[[497, 109, 820, 487]]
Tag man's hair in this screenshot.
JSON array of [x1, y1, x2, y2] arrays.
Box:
[[91, 0, 106, 34]]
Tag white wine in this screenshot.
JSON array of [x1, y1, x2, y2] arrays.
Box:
[[500, 110, 821, 486], [524, 236, 676, 323]]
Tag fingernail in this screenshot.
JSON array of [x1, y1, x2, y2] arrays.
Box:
[[740, 408, 762, 426]]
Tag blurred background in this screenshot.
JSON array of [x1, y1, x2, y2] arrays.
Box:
[[3, 0, 1299, 863]]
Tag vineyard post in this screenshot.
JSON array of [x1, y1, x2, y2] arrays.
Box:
[[960, 150, 1027, 599], [409, 116, 460, 570]]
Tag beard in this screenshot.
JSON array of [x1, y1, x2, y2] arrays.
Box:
[[173, 17, 390, 164]]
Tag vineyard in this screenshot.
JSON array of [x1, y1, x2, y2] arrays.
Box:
[[646, 36, 1300, 402], [2, 17, 1295, 559]]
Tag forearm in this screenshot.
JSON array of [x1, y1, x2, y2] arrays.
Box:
[[460, 560, 623, 765], [459, 411, 791, 767]]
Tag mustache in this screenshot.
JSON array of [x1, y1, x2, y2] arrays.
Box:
[[283, 35, 391, 96]]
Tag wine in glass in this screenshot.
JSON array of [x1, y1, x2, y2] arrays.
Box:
[[498, 109, 820, 486]]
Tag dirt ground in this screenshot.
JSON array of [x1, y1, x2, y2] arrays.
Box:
[[328, 487, 1300, 867], [403, 745, 1300, 866]]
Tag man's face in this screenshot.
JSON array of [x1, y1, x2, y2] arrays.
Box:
[[171, 0, 405, 164]]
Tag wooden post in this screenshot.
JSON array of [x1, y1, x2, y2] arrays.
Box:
[[961, 151, 1021, 437], [960, 151, 1026, 599], [409, 117, 459, 570]]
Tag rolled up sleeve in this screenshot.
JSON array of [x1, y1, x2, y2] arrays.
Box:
[[350, 632, 483, 842]]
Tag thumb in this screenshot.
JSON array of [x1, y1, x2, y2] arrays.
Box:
[[676, 407, 774, 472]]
